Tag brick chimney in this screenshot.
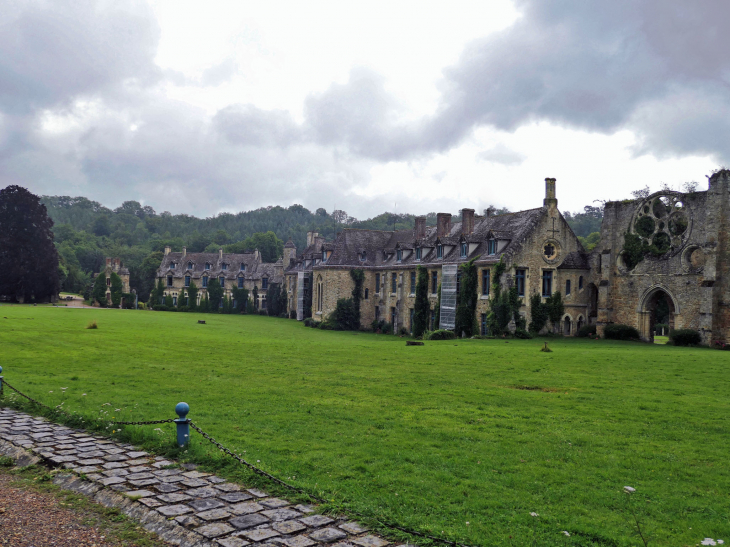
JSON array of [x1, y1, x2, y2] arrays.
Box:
[[106, 257, 112, 268], [182, 246, 187, 258], [414, 216, 426, 239], [436, 213, 452, 238], [544, 177, 557, 209], [461, 208, 475, 235]]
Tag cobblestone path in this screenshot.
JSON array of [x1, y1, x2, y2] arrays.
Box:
[[0, 408, 400, 547]]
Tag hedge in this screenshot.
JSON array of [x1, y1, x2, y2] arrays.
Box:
[[428, 329, 457, 341], [604, 324, 640, 340], [669, 329, 701, 346], [577, 324, 597, 338]]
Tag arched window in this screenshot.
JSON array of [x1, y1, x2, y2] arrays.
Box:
[[187, 261, 193, 270], [316, 276, 323, 312], [205, 262, 211, 270], [565, 279, 571, 295]]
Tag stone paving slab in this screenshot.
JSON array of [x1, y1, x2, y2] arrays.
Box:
[[0, 407, 408, 547]]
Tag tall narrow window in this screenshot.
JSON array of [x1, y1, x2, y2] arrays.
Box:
[[488, 239, 497, 255], [375, 273, 381, 293], [391, 273, 397, 293], [431, 271, 438, 294], [415, 247, 422, 260], [238, 277, 244, 288], [437, 245, 443, 258], [481, 313, 488, 335], [375, 306, 380, 321], [202, 276, 208, 288], [185, 275, 191, 287], [219, 276, 225, 289], [542, 271, 553, 297], [578, 276, 584, 290], [516, 269, 526, 297], [565, 279, 571, 295], [173, 296, 177, 306], [482, 269, 490, 296], [364, 288, 369, 300], [167, 275, 173, 287], [460, 242, 468, 257], [262, 277, 269, 290], [397, 250, 402, 262], [410, 271, 416, 294], [187, 261, 193, 269]]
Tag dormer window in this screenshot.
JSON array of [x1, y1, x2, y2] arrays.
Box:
[[205, 262, 211, 270], [396, 250, 403, 262], [187, 261, 193, 270], [437, 245, 443, 259], [240, 263, 246, 271], [415, 247, 422, 261], [322, 251, 328, 263], [488, 239, 497, 255], [170, 262, 176, 269], [460, 243, 468, 257], [222, 263, 228, 270]]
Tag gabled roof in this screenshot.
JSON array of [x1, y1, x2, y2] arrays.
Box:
[[557, 251, 590, 270]]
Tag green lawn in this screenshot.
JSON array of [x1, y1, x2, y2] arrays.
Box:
[[0, 306, 728, 546]]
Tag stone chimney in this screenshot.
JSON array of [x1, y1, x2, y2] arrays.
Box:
[[283, 240, 297, 267], [414, 216, 426, 239], [254, 249, 260, 261], [461, 208, 475, 235], [306, 231, 319, 247], [182, 246, 187, 258], [544, 177, 557, 209], [436, 213, 452, 238], [106, 257, 112, 267], [164, 246, 170, 256], [219, 248, 223, 260]]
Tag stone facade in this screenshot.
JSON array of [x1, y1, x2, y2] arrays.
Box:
[[592, 169, 730, 344], [156, 246, 283, 310], [285, 178, 595, 336], [96, 257, 131, 306], [284, 173, 730, 344]]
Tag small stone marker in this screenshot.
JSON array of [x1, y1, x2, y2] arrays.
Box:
[[198, 320, 206, 324]]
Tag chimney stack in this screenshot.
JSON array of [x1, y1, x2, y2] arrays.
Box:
[[106, 257, 112, 267], [182, 246, 187, 258], [306, 231, 319, 247], [414, 216, 426, 239], [164, 246, 170, 256], [219, 248, 223, 260], [544, 177, 557, 209], [461, 208, 475, 235], [436, 213, 452, 238]]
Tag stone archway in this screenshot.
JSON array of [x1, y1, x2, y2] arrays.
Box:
[[638, 286, 679, 342], [563, 315, 572, 336]]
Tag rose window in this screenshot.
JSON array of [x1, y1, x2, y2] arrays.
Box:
[[632, 193, 690, 256]]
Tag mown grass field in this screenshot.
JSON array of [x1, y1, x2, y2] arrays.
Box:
[[0, 306, 728, 546]]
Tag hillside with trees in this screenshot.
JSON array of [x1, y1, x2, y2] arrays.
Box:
[[41, 194, 603, 301]]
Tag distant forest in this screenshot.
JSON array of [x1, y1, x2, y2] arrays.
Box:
[[42, 195, 603, 301]]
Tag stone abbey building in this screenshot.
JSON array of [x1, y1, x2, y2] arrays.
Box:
[[284, 171, 730, 344]]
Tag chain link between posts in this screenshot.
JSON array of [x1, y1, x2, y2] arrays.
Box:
[[1, 380, 473, 547]]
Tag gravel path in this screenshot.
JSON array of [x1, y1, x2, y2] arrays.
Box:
[[0, 473, 124, 547]]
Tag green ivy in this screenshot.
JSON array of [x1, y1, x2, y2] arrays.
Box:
[[487, 256, 523, 335], [413, 266, 430, 338], [350, 269, 364, 329], [455, 258, 478, 336]]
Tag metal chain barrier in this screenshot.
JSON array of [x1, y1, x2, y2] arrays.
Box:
[[189, 420, 473, 547], [2, 380, 472, 547], [2, 380, 174, 426]]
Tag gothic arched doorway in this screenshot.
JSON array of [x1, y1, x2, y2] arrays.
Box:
[[638, 286, 678, 342]]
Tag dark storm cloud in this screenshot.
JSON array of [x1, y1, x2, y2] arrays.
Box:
[[0, 0, 160, 114]]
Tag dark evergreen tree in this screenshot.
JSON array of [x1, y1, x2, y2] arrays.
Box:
[[187, 281, 198, 310], [110, 272, 123, 308], [413, 266, 429, 337], [0, 186, 60, 302], [92, 274, 108, 306], [252, 285, 259, 310], [151, 278, 165, 305], [165, 293, 173, 308], [207, 278, 223, 310], [349, 269, 364, 329], [455, 258, 478, 337]]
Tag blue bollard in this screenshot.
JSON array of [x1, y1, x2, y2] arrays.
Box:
[[174, 402, 190, 447]]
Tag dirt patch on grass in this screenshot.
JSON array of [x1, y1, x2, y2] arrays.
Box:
[[508, 385, 562, 392]]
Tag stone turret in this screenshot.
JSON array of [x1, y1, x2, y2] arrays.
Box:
[[283, 239, 297, 267]]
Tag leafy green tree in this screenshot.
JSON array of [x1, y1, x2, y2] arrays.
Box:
[[547, 291, 565, 332], [252, 286, 259, 310], [207, 278, 223, 311], [267, 284, 281, 316], [136, 251, 163, 303], [0, 186, 60, 302], [200, 293, 210, 313], [110, 272, 123, 307], [187, 281, 198, 310], [178, 287, 186, 310], [164, 293, 173, 308], [455, 258, 478, 337], [528, 294, 549, 333], [413, 266, 429, 338], [151, 278, 165, 306]]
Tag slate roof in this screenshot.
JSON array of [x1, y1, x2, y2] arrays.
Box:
[[157, 251, 282, 284], [300, 207, 547, 269], [557, 251, 591, 270]]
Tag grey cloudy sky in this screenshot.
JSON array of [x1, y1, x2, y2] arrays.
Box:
[[0, 0, 727, 218]]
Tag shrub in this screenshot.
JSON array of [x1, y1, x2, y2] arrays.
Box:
[[258, 309, 268, 316], [153, 305, 169, 312], [514, 329, 533, 339], [85, 320, 98, 330], [371, 319, 385, 332], [138, 302, 146, 310], [304, 317, 315, 328], [333, 297, 358, 330], [428, 329, 456, 341], [604, 323, 640, 340], [399, 326, 409, 336], [669, 329, 701, 346], [290, 310, 296, 319], [381, 322, 393, 335], [177, 306, 190, 313], [577, 324, 597, 338]]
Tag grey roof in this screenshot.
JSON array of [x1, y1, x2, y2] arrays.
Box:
[[557, 251, 591, 270], [158, 251, 282, 284], [304, 207, 546, 269]]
